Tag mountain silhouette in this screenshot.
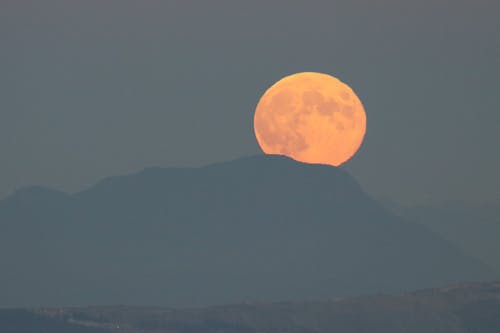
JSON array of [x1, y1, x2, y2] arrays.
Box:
[[0, 155, 495, 307]]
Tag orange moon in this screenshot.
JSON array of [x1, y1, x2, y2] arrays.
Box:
[[254, 72, 366, 166]]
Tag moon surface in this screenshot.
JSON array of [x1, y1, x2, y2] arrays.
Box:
[[254, 72, 367, 166]]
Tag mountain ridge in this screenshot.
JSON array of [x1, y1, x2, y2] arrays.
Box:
[[3, 281, 500, 333], [0, 155, 496, 307]]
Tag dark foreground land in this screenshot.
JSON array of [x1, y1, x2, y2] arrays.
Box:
[[2, 281, 500, 333]]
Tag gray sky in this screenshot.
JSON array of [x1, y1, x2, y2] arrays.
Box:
[[1, 0, 499, 204]]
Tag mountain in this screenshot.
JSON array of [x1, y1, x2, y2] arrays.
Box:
[[3, 281, 500, 333], [391, 202, 500, 272], [0, 155, 496, 307]]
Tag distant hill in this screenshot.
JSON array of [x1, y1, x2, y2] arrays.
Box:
[[0, 155, 496, 307], [391, 202, 500, 272], [3, 281, 500, 333]]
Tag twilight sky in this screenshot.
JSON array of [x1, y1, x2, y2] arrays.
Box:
[[1, 0, 499, 204]]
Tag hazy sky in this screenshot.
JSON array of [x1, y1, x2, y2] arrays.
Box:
[[1, 0, 499, 204]]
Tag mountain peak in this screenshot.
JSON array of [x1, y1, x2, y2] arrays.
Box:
[[0, 155, 496, 307]]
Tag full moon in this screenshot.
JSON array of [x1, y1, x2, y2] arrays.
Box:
[[254, 72, 366, 166]]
